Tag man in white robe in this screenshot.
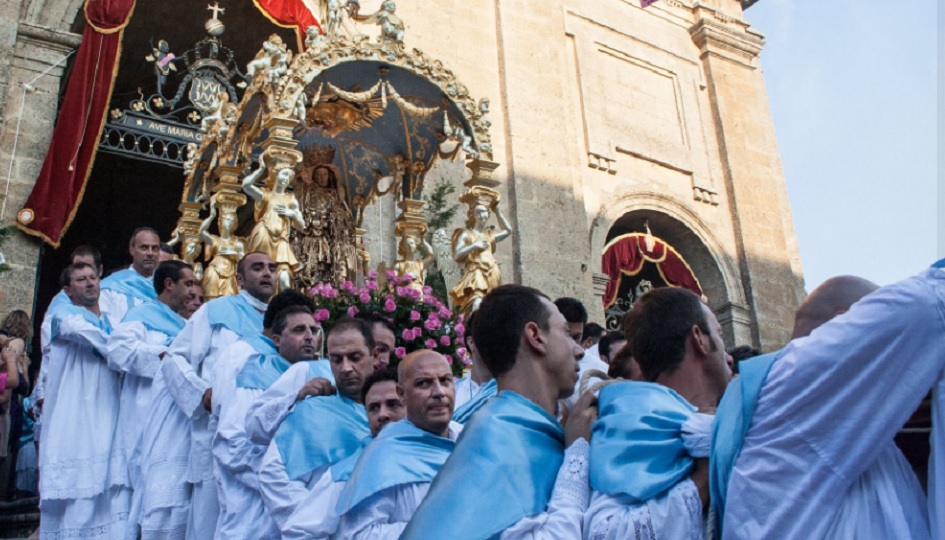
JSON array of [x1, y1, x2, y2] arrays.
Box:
[[99, 227, 161, 321], [211, 296, 322, 540], [584, 287, 731, 540], [258, 317, 377, 529], [106, 260, 195, 539], [336, 350, 463, 538], [282, 369, 406, 539], [163, 251, 275, 539], [715, 268, 945, 539], [243, 315, 391, 448], [39, 262, 128, 538], [403, 285, 597, 539]]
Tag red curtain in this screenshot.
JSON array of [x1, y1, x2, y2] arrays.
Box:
[[16, 0, 136, 247], [601, 233, 703, 308], [253, 0, 322, 49]]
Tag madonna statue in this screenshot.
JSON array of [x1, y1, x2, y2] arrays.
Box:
[[291, 163, 357, 288]]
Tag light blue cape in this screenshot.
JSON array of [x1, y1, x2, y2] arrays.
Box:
[[235, 335, 284, 390], [274, 393, 369, 480], [709, 351, 780, 532], [336, 419, 455, 515], [122, 300, 185, 345], [452, 378, 497, 424], [100, 268, 156, 310], [50, 303, 113, 342], [401, 391, 564, 540], [590, 382, 696, 501], [205, 294, 264, 338], [330, 438, 370, 483]]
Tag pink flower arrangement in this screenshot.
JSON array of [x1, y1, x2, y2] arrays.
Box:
[[306, 272, 468, 376]]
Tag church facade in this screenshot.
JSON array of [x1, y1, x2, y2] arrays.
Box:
[[0, 0, 804, 351]]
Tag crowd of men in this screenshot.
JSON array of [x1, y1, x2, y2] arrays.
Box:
[[31, 225, 944, 539]]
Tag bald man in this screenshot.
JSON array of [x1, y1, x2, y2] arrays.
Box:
[[336, 350, 463, 539], [712, 274, 932, 539]]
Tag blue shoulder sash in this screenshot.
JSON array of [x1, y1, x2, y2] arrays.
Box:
[[337, 420, 455, 515], [590, 382, 696, 502], [452, 378, 497, 424], [205, 294, 264, 338], [401, 391, 564, 540], [101, 268, 156, 308], [330, 438, 370, 483], [274, 394, 369, 480], [236, 336, 286, 390], [50, 303, 113, 342], [46, 291, 71, 319], [709, 351, 780, 532], [122, 300, 185, 345], [307, 359, 335, 382]]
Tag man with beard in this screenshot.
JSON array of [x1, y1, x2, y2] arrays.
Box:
[[258, 317, 376, 528]]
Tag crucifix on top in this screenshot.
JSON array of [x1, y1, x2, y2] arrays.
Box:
[[207, 2, 225, 19]]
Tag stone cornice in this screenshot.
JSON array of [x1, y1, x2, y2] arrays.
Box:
[[689, 17, 763, 67], [16, 22, 82, 53]]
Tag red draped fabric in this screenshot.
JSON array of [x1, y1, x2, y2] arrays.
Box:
[[601, 233, 703, 308], [16, 0, 136, 247], [252, 0, 322, 49]]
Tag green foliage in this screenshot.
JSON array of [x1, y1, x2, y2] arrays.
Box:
[[422, 178, 460, 303]]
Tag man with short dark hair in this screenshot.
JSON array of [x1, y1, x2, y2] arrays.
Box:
[[259, 317, 376, 529], [100, 227, 162, 320], [584, 287, 731, 538], [553, 296, 587, 344], [40, 262, 128, 537], [163, 251, 275, 539], [559, 297, 606, 412], [283, 369, 406, 539], [107, 260, 195, 539], [581, 322, 605, 349], [598, 331, 626, 365], [159, 242, 176, 262], [337, 350, 462, 538], [212, 293, 326, 540], [404, 285, 594, 539]]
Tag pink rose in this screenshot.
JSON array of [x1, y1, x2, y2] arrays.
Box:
[[366, 280, 378, 291], [408, 287, 422, 300], [462, 356, 472, 367], [444, 355, 453, 365], [408, 327, 422, 340], [439, 335, 451, 346], [409, 310, 421, 322], [425, 339, 437, 349], [402, 328, 416, 341], [368, 269, 378, 279], [402, 274, 414, 283], [457, 314, 465, 324], [396, 286, 407, 297], [385, 270, 397, 281], [359, 292, 371, 303], [422, 285, 433, 295], [322, 285, 337, 299], [347, 305, 359, 316], [454, 323, 465, 338], [383, 297, 397, 312], [341, 280, 355, 292], [395, 347, 406, 359], [314, 309, 330, 322]]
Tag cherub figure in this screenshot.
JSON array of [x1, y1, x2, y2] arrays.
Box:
[[182, 143, 198, 176], [442, 112, 478, 159], [394, 230, 435, 294], [304, 25, 324, 49], [200, 92, 228, 133], [146, 39, 177, 96], [246, 35, 292, 84], [292, 92, 308, 123]]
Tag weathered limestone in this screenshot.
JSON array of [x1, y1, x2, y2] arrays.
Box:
[[0, 0, 804, 350]]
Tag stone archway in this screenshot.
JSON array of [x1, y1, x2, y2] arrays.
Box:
[[589, 192, 752, 346]]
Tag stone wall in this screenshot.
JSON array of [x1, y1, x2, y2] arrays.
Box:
[[0, 0, 804, 351]]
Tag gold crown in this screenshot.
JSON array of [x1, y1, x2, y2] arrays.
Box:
[[303, 144, 336, 168]]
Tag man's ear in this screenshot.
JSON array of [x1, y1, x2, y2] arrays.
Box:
[[522, 321, 546, 355], [271, 333, 282, 349], [690, 325, 711, 357], [396, 384, 406, 399], [236, 272, 245, 287]]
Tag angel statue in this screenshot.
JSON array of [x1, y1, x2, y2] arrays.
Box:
[[167, 227, 204, 282], [394, 228, 435, 294], [291, 156, 357, 289], [198, 196, 246, 299], [246, 34, 292, 84], [242, 154, 306, 292], [444, 188, 512, 314]]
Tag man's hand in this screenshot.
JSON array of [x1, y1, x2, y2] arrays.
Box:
[[296, 377, 335, 402], [564, 390, 598, 447], [202, 388, 212, 412]]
